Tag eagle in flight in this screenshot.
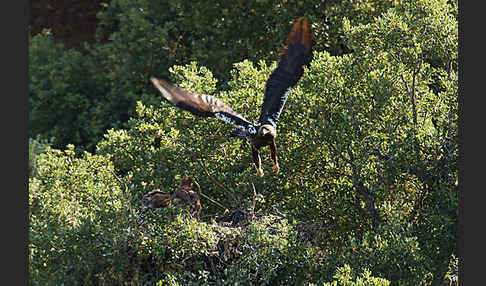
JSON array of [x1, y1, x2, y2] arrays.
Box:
[[150, 17, 313, 176]]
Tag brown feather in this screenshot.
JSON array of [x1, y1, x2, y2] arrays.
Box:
[[141, 176, 201, 219], [150, 77, 241, 117], [150, 77, 254, 132], [280, 17, 312, 56]]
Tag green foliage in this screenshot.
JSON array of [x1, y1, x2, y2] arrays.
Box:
[[325, 0, 400, 55], [224, 215, 314, 285], [443, 254, 459, 286], [332, 220, 432, 285], [29, 145, 133, 285], [29, 0, 458, 285], [134, 208, 223, 284], [320, 264, 391, 286], [94, 0, 331, 83], [28, 30, 108, 151], [28, 136, 53, 178], [142, 212, 219, 265]]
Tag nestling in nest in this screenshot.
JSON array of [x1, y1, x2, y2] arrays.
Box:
[[138, 176, 201, 224]]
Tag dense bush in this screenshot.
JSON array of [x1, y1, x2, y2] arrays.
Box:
[[29, 0, 457, 285], [29, 30, 105, 151], [29, 145, 131, 284], [223, 215, 313, 285], [28, 136, 53, 178], [319, 265, 391, 286], [93, 0, 331, 83], [327, 220, 432, 285]]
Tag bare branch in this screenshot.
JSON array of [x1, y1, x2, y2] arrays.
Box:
[[411, 61, 420, 127], [323, 137, 352, 164], [174, 139, 238, 203], [409, 185, 430, 224], [251, 183, 257, 219], [346, 147, 382, 229], [193, 179, 228, 211], [401, 71, 417, 127], [203, 163, 236, 202]]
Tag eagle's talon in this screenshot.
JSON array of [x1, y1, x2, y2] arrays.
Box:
[[257, 168, 264, 177], [272, 164, 280, 173]]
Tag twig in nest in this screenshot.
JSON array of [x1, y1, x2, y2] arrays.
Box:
[[198, 160, 237, 203], [174, 139, 238, 203], [251, 183, 257, 219], [193, 179, 228, 211]]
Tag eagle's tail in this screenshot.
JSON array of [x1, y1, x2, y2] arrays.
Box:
[[280, 17, 312, 63]]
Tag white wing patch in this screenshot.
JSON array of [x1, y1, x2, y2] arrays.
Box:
[[215, 112, 236, 125], [215, 112, 256, 134]]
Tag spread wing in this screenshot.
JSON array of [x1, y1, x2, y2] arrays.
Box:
[[150, 77, 257, 134], [258, 17, 313, 126]]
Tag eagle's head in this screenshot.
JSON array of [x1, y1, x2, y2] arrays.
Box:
[[180, 175, 193, 188], [257, 124, 277, 138]]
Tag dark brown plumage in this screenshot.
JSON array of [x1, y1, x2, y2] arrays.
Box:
[[170, 176, 201, 219], [141, 190, 172, 212], [140, 176, 201, 220]]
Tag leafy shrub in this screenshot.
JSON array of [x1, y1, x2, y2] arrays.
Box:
[[29, 30, 110, 151], [94, 0, 332, 84], [330, 220, 432, 285], [224, 214, 315, 285], [320, 264, 391, 286], [140, 210, 219, 268], [29, 145, 135, 285], [28, 136, 53, 178]]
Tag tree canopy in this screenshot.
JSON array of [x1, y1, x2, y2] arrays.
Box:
[[29, 0, 458, 285]]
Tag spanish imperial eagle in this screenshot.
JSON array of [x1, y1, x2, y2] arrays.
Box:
[[150, 17, 313, 176]]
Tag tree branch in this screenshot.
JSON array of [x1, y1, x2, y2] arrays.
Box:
[[250, 182, 257, 219], [193, 179, 228, 211], [346, 147, 382, 229], [175, 139, 238, 203]]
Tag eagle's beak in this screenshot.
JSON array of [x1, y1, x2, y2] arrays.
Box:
[[259, 127, 269, 136]]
